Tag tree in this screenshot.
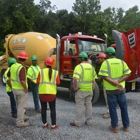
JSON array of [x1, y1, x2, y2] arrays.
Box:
[[72, 0, 101, 34], [118, 6, 140, 32], [0, 0, 39, 54]]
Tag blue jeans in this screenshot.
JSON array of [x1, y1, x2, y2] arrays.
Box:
[[107, 93, 130, 128], [30, 83, 40, 110], [7, 91, 17, 114]]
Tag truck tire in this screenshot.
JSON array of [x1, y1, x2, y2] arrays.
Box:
[[92, 81, 100, 105], [1, 69, 6, 86]]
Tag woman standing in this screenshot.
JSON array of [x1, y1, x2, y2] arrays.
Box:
[[39, 57, 60, 130]]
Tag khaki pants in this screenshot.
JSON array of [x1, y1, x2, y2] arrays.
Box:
[[103, 87, 109, 111], [12, 89, 28, 126], [74, 90, 93, 126]]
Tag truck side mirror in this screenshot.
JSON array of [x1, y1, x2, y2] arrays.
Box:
[[63, 39, 70, 56]]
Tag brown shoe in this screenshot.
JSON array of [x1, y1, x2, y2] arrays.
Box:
[[46, 108, 50, 111], [24, 116, 29, 121], [108, 126, 118, 133], [103, 113, 110, 118], [36, 109, 41, 113], [70, 122, 80, 128], [51, 124, 59, 130], [43, 123, 49, 129], [17, 122, 30, 127], [124, 127, 130, 132]]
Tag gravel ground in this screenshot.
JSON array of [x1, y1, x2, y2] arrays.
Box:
[[0, 83, 140, 140]]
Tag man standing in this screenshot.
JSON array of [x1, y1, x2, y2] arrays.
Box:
[[4, 58, 17, 118], [27, 55, 41, 113], [10, 51, 30, 127], [70, 52, 97, 127], [96, 53, 110, 118], [98, 47, 131, 133]]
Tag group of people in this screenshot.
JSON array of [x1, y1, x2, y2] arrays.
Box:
[[4, 51, 59, 130], [70, 47, 131, 134], [5, 46, 131, 133]]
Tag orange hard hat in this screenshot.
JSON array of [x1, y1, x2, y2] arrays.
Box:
[[111, 44, 116, 48], [17, 51, 28, 59], [44, 57, 54, 66], [98, 53, 106, 58]]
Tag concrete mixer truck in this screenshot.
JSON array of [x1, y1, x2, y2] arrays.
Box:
[[0, 32, 106, 104]]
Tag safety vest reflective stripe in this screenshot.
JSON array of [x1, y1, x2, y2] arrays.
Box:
[[99, 70, 108, 74], [11, 65, 23, 83], [30, 66, 37, 80], [105, 60, 123, 80], [4, 68, 11, 92], [27, 66, 40, 82], [78, 64, 92, 84], [73, 72, 81, 77], [40, 70, 57, 85], [10, 63, 28, 90], [124, 69, 130, 73], [39, 68, 58, 94]]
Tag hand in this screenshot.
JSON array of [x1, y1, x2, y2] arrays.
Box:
[[112, 81, 119, 86], [24, 88, 28, 93], [117, 84, 124, 91]]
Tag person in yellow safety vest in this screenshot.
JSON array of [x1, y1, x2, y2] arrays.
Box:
[[96, 53, 110, 118], [98, 47, 131, 133], [70, 52, 97, 128], [39, 57, 60, 130], [4, 58, 17, 118], [27, 55, 41, 113], [10, 51, 30, 127]]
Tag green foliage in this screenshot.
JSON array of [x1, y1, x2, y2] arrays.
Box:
[[0, 0, 140, 55]]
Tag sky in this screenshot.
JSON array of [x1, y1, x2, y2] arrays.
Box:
[[34, 0, 140, 12]]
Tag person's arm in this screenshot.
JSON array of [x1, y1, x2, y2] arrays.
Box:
[[104, 77, 119, 86], [56, 75, 60, 85], [73, 77, 78, 91], [21, 80, 28, 93], [7, 79, 12, 89], [104, 76, 124, 91], [92, 80, 95, 90], [118, 74, 130, 83], [20, 67, 28, 93]]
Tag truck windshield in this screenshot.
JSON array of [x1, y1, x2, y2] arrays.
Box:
[[78, 39, 105, 53]]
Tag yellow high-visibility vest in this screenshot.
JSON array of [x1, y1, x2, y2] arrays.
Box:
[[27, 65, 41, 83], [39, 68, 58, 95], [98, 58, 131, 90], [73, 63, 97, 92], [10, 63, 28, 90], [4, 68, 11, 92]]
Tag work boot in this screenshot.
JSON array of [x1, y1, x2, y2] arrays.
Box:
[[36, 109, 41, 113], [103, 112, 110, 118], [108, 126, 118, 133], [12, 113, 17, 118], [70, 122, 80, 128], [43, 123, 50, 130], [17, 122, 30, 127], [24, 116, 29, 121], [124, 127, 130, 132], [51, 124, 59, 130]]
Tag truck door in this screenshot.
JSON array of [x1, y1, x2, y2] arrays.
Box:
[[61, 39, 78, 75]]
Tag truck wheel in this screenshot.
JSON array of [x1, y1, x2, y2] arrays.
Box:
[[92, 81, 100, 105], [1, 69, 6, 86]]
